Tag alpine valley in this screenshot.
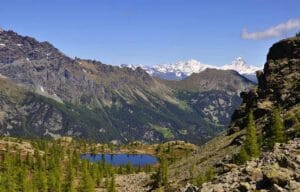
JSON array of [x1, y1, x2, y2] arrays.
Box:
[[0, 29, 254, 144], [0, 1, 299, 192], [0, 31, 298, 192]]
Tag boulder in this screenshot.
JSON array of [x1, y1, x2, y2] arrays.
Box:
[[263, 164, 292, 187]]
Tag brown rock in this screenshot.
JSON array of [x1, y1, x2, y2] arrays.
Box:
[[238, 182, 252, 192]]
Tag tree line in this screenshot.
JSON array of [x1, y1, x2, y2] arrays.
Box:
[[0, 139, 153, 192]]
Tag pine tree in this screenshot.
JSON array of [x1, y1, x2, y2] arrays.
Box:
[[63, 161, 75, 192], [95, 164, 103, 187], [244, 110, 260, 158], [33, 169, 47, 192], [152, 158, 169, 187], [126, 162, 133, 174], [78, 161, 95, 192], [1, 153, 17, 192], [235, 146, 250, 164], [162, 159, 168, 186], [235, 111, 260, 164], [107, 173, 116, 192], [270, 108, 286, 145], [16, 166, 30, 192], [48, 168, 61, 192]]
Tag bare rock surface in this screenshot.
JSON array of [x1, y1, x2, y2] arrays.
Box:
[[182, 139, 300, 192], [96, 172, 152, 192]]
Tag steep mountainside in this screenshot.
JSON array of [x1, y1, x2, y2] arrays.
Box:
[[168, 36, 300, 190], [0, 29, 253, 144], [158, 69, 254, 125]]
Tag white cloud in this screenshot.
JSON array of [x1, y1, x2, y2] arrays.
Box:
[[241, 19, 300, 40]]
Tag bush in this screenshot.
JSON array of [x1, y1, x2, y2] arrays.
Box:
[[192, 167, 216, 187], [233, 146, 250, 165]]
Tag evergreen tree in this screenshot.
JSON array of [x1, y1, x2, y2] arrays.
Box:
[[33, 169, 47, 192], [235, 110, 260, 164], [126, 162, 133, 174], [16, 166, 30, 192], [235, 146, 250, 164], [63, 161, 75, 192], [95, 164, 103, 187], [269, 108, 286, 146], [151, 158, 168, 187], [78, 161, 95, 192], [162, 159, 168, 186], [107, 173, 116, 192], [1, 153, 17, 192], [244, 110, 260, 158], [48, 167, 61, 192]]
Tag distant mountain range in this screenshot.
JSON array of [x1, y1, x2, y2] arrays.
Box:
[[121, 57, 262, 82], [0, 29, 254, 144]]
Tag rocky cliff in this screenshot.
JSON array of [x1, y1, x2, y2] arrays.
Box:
[[229, 36, 300, 136]]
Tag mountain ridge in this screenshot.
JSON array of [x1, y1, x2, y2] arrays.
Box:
[[0, 29, 254, 144], [122, 57, 262, 82]]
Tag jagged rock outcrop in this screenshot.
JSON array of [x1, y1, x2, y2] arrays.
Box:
[[229, 36, 300, 134]]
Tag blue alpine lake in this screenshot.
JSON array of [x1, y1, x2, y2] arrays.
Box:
[[80, 153, 158, 166]]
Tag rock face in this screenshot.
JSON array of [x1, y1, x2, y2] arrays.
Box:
[[229, 36, 300, 134], [197, 139, 300, 192], [0, 29, 253, 143]]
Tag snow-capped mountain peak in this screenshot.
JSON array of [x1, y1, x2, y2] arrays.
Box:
[[121, 57, 262, 81], [154, 59, 213, 76], [221, 57, 261, 75]]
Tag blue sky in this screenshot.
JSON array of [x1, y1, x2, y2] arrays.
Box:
[[0, 0, 299, 66]]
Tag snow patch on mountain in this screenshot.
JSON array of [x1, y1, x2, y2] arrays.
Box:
[[121, 57, 262, 82], [220, 57, 261, 75], [154, 59, 214, 76]]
